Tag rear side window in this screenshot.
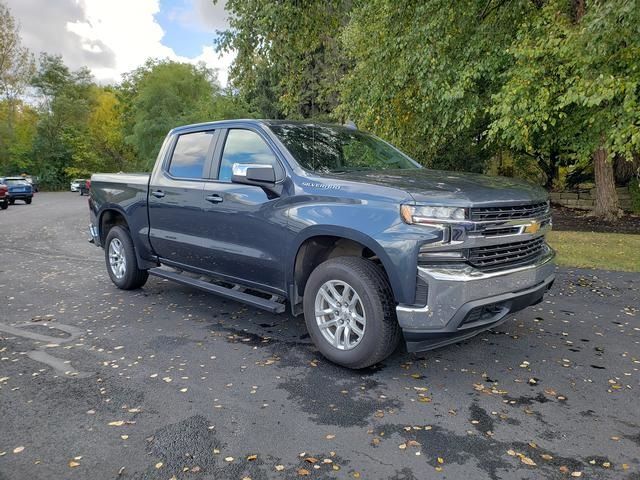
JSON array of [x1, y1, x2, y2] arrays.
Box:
[[168, 131, 216, 179], [218, 129, 279, 182]]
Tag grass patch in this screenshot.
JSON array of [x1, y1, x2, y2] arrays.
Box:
[[547, 230, 640, 272]]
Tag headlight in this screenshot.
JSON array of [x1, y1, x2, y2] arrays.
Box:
[[400, 204, 466, 224]]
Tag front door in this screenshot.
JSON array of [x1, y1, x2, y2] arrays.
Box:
[[199, 128, 288, 293]]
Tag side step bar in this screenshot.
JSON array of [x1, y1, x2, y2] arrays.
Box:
[[149, 267, 286, 314]]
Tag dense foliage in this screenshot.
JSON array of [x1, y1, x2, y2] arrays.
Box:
[[120, 60, 252, 168], [1, 0, 639, 219], [0, 2, 250, 188], [218, 0, 639, 220]]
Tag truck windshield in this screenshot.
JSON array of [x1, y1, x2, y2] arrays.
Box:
[[268, 123, 420, 173]]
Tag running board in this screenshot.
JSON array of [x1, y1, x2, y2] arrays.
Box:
[[148, 267, 286, 314]]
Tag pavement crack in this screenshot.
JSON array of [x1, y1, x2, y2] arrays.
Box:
[[351, 449, 395, 467]]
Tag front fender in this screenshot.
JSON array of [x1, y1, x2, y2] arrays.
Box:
[[288, 224, 411, 305]]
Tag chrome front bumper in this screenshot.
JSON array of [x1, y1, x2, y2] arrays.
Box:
[[397, 248, 556, 351]]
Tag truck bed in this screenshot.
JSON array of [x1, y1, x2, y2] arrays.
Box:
[[90, 173, 151, 248]]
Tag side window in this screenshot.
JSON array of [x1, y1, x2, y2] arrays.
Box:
[[218, 129, 278, 182], [168, 131, 215, 179]]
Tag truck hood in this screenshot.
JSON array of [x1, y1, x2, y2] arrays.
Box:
[[331, 169, 547, 206]]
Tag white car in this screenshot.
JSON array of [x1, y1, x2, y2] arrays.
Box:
[[70, 179, 84, 192]]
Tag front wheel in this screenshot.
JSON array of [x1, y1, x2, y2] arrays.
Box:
[[104, 226, 149, 290], [25, 198, 32, 205], [0, 200, 7, 210], [303, 256, 400, 369]]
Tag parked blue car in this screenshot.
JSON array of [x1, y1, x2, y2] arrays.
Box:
[[0, 177, 34, 205]]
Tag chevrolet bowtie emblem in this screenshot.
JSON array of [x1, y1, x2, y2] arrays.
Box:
[[524, 221, 541, 234]]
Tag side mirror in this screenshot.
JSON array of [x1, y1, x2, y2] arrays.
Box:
[[231, 163, 276, 186]]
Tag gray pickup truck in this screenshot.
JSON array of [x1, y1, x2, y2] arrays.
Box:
[[89, 120, 555, 368]]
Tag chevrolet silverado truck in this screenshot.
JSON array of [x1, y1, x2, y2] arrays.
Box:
[[89, 120, 555, 369]]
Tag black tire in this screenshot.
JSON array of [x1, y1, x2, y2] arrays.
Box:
[[25, 197, 32, 204], [0, 200, 7, 210], [303, 256, 400, 369], [104, 225, 149, 290], [9, 199, 15, 205]]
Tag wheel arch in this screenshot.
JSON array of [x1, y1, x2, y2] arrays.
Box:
[[98, 205, 157, 270], [98, 206, 129, 245], [288, 226, 402, 315]]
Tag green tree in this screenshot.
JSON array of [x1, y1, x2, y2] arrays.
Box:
[[30, 54, 96, 188], [0, 99, 37, 174], [0, 1, 35, 175], [340, 0, 537, 171], [65, 87, 134, 178], [216, 0, 352, 119], [0, 1, 34, 101], [121, 59, 251, 166], [488, 0, 640, 220]]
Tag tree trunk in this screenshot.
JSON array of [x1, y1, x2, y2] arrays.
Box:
[[593, 146, 620, 221], [572, 0, 585, 22]]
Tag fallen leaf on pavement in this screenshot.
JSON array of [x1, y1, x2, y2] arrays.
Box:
[[520, 456, 536, 466]]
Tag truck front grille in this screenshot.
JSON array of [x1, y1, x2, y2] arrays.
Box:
[[470, 202, 548, 221], [468, 237, 545, 270]]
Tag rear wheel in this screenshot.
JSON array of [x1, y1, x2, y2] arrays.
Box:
[[0, 200, 7, 210], [303, 256, 400, 369], [9, 199, 14, 205], [104, 226, 149, 290]]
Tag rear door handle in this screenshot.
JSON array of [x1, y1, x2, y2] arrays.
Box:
[[151, 190, 165, 198], [205, 194, 223, 203]]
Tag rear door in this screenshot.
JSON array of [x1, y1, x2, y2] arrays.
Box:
[[148, 129, 218, 266]]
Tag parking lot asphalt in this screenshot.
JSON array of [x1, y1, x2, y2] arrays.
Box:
[[0, 192, 638, 480]]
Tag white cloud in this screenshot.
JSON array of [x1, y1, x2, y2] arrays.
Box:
[[168, 0, 229, 32], [192, 45, 235, 88], [5, 0, 235, 86]]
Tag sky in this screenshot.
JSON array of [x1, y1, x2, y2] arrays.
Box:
[[4, 0, 235, 87]]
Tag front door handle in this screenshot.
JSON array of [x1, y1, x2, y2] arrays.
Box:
[[151, 190, 165, 198], [205, 194, 223, 203]]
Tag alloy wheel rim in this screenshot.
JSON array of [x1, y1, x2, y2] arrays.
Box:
[[314, 280, 366, 350], [108, 238, 126, 279]]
